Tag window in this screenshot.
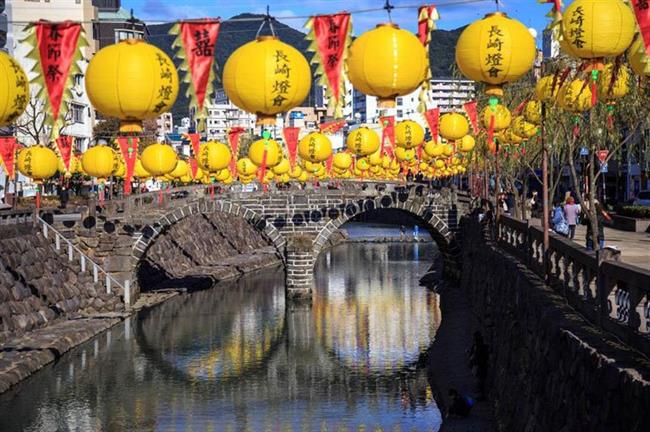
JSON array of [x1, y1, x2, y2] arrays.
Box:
[[74, 74, 83, 87], [74, 138, 85, 153], [71, 103, 85, 124], [114, 29, 144, 43]]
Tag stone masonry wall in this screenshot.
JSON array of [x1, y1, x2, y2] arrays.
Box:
[[0, 224, 123, 344], [136, 212, 281, 292], [460, 218, 650, 432]]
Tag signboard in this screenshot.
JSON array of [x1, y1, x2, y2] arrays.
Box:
[[579, 147, 589, 156], [597, 149, 609, 164], [290, 111, 305, 119], [600, 162, 608, 173]]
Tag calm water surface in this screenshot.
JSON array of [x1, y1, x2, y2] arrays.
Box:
[[0, 241, 443, 431]]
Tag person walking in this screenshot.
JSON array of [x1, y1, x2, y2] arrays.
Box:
[[551, 199, 569, 237], [586, 200, 612, 250], [564, 197, 581, 240]]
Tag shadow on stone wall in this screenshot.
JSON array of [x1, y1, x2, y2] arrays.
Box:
[[136, 212, 282, 292]]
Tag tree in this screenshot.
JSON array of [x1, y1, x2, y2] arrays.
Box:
[[13, 90, 74, 147]]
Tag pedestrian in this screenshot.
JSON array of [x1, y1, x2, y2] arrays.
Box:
[[447, 389, 472, 418], [586, 200, 612, 250], [564, 197, 581, 240], [400, 225, 406, 240], [525, 191, 537, 220], [469, 331, 489, 399], [505, 191, 515, 216], [58, 185, 69, 209], [552, 199, 569, 237]]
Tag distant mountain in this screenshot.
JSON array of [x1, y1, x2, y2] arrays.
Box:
[[147, 14, 463, 122]]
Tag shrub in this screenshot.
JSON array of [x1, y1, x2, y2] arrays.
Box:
[[614, 205, 650, 219]]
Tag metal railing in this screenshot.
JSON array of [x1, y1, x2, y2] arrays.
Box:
[[37, 216, 131, 306], [0, 209, 33, 225], [496, 214, 650, 355]]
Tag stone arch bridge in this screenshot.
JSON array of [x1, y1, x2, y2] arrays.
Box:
[[52, 181, 470, 303]]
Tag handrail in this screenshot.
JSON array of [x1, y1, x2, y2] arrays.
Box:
[[495, 214, 650, 355], [36, 216, 131, 306], [0, 209, 33, 225]]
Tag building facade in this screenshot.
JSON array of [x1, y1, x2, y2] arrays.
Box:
[[92, 0, 147, 49]]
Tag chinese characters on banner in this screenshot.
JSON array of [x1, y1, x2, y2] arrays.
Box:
[[55, 135, 73, 172], [423, 108, 440, 143], [283, 127, 300, 168], [463, 101, 479, 135], [0, 137, 17, 178], [632, 0, 650, 55], [307, 13, 351, 118], [117, 137, 139, 195], [34, 21, 82, 135], [417, 6, 439, 113], [176, 20, 221, 120]]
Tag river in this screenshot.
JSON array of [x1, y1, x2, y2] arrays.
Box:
[[0, 241, 443, 432]]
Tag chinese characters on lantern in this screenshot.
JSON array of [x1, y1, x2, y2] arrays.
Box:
[[7, 59, 27, 123], [272, 50, 292, 107], [568, 6, 586, 49], [154, 53, 175, 113], [485, 25, 504, 78]]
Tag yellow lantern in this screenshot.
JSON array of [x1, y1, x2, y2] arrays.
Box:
[[113, 159, 126, 178], [347, 127, 380, 156], [557, 79, 592, 113], [81, 146, 115, 179], [272, 158, 290, 175], [288, 165, 303, 179], [598, 64, 630, 101], [439, 113, 469, 141], [86, 39, 179, 132], [170, 159, 189, 179], [141, 143, 178, 177], [347, 23, 427, 107], [455, 12, 536, 96], [561, 0, 635, 62], [481, 104, 511, 131], [248, 138, 282, 167], [395, 120, 425, 149], [17, 146, 58, 181], [298, 171, 309, 182], [434, 159, 445, 169], [223, 36, 311, 125], [458, 135, 476, 153], [0, 51, 29, 127], [628, 35, 650, 78], [298, 132, 332, 163], [214, 169, 230, 182], [237, 157, 258, 176], [134, 159, 150, 179], [198, 141, 231, 172], [368, 151, 382, 166], [424, 141, 444, 158], [523, 100, 542, 125], [395, 147, 415, 162], [332, 152, 352, 170], [512, 116, 538, 139], [535, 75, 562, 103], [441, 144, 454, 158], [356, 158, 370, 171]]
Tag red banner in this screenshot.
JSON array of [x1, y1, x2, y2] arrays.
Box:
[[311, 14, 350, 104], [283, 127, 300, 168], [0, 137, 17, 178], [380, 116, 395, 157], [418, 5, 438, 45], [187, 133, 201, 156], [423, 108, 440, 142], [228, 127, 244, 177], [487, 115, 496, 154], [189, 157, 199, 179], [632, 1, 650, 56], [462, 101, 479, 135], [325, 154, 334, 173], [116, 136, 138, 195], [179, 20, 221, 112], [319, 119, 347, 134], [55, 135, 73, 171], [35, 21, 82, 125]]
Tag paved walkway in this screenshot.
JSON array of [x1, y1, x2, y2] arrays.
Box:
[[531, 218, 650, 270]]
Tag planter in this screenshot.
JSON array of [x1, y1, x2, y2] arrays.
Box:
[[612, 214, 650, 233]]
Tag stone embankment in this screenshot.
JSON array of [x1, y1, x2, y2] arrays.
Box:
[[460, 217, 650, 431]]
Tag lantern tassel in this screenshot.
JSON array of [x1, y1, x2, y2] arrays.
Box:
[[607, 104, 615, 130], [573, 116, 580, 138], [36, 185, 41, 210], [591, 69, 599, 107], [258, 148, 268, 186]]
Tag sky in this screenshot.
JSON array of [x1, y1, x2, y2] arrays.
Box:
[[123, 0, 552, 43]]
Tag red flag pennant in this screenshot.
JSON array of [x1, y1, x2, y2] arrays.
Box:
[[283, 127, 300, 168], [187, 133, 201, 156], [258, 148, 268, 184], [178, 20, 221, 113], [34, 21, 82, 126], [117, 136, 138, 195], [423, 108, 440, 142], [632, 1, 650, 56], [487, 115, 496, 154], [55, 135, 73, 171], [319, 119, 346, 134], [0, 137, 17, 178], [325, 153, 334, 173], [462, 101, 479, 135], [189, 157, 199, 179], [418, 6, 438, 45], [380, 116, 395, 157], [310, 14, 350, 108], [228, 127, 244, 176]]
